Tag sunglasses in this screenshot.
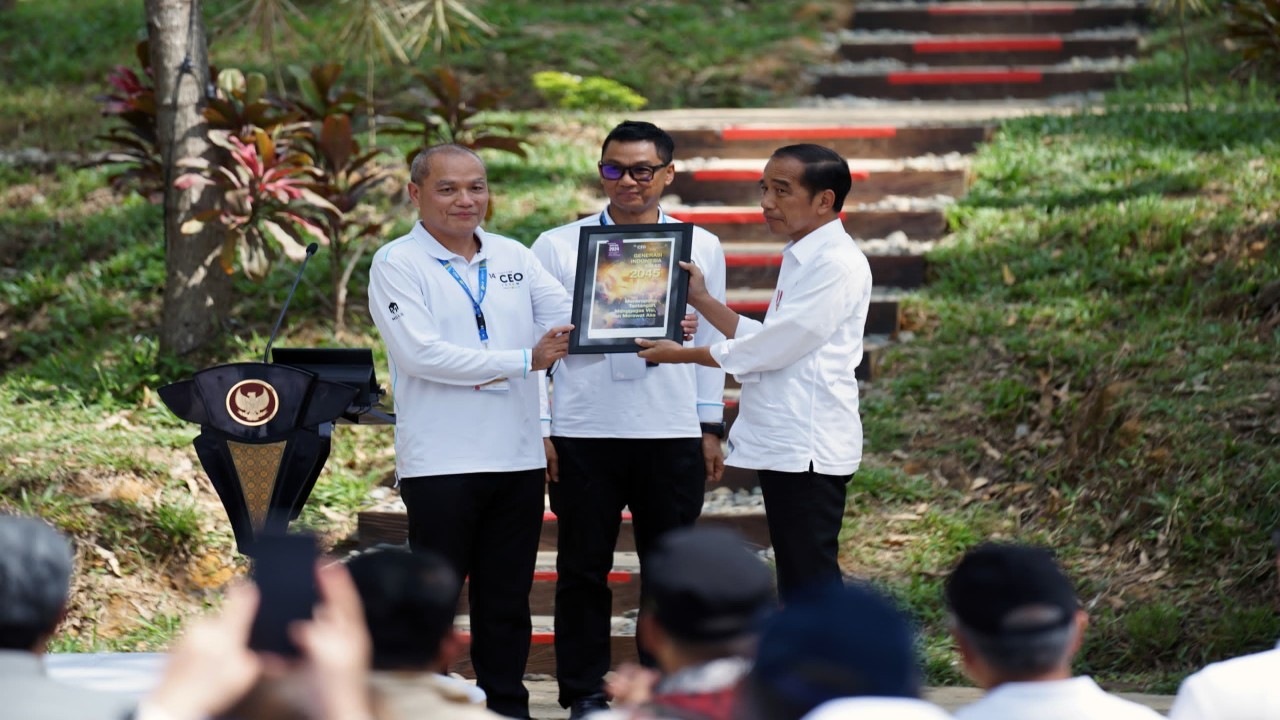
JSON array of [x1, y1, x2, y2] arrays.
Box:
[[598, 161, 669, 183]]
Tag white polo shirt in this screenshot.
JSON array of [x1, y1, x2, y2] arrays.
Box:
[[368, 222, 572, 478], [953, 677, 1164, 720], [1169, 645, 1280, 720], [802, 697, 953, 720], [709, 218, 870, 475], [531, 209, 727, 438]]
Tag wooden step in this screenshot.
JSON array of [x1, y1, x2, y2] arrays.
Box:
[[665, 206, 950, 241], [815, 65, 1122, 100], [458, 552, 641, 617], [850, 2, 1147, 34], [725, 242, 927, 290], [728, 288, 901, 336], [450, 616, 639, 678], [671, 158, 968, 205], [668, 124, 994, 160], [839, 33, 1140, 65], [358, 507, 772, 553]]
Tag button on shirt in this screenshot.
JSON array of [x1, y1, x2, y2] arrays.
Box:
[[709, 218, 871, 475], [953, 677, 1164, 720], [369, 222, 572, 478], [531, 209, 727, 438]]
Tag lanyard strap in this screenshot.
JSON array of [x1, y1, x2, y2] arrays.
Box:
[[438, 258, 489, 344]]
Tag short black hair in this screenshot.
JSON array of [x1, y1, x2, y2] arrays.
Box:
[[602, 120, 675, 165], [0, 515, 73, 651], [346, 548, 459, 671], [953, 618, 1078, 680], [770, 144, 852, 212]]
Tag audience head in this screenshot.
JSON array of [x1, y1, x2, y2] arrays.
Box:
[[639, 526, 774, 670], [739, 582, 921, 720], [0, 514, 74, 652], [945, 543, 1085, 687], [346, 547, 461, 672], [601, 120, 676, 165]]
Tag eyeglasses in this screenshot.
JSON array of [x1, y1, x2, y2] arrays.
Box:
[[598, 161, 669, 183]]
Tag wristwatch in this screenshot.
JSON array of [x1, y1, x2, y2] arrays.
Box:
[[700, 422, 726, 438]]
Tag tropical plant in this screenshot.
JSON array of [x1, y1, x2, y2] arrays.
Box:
[[285, 62, 368, 123], [294, 110, 394, 332], [1223, 0, 1280, 80], [175, 128, 337, 279], [92, 41, 164, 200], [384, 66, 529, 164], [212, 0, 309, 94], [1151, 0, 1210, 111], [204, 67, 300, 140]]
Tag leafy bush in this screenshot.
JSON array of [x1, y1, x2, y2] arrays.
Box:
[[384, 67, 530, 162], [532, 71, 647, 112], [92, 42, 164, 200]]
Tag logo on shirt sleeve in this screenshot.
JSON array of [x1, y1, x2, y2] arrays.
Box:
[[388, 301, 404, 321]]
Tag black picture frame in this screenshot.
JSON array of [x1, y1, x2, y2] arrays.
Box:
[[568, 222, 694, 354]]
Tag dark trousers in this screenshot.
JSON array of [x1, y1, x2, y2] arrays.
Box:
[[548, 436, 706, 707], [398, 469, 545, 719], [758, 467, 851, 601]]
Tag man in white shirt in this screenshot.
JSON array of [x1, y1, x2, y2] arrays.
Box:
[[945, 543, 1163, 720], [1167, 529, 1280, 720], [637, 143, 871, 600], [368, 144, 574, 718], [531, 120, 728, 718]]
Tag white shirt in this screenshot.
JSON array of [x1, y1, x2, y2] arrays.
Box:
[[709, 218, 871, 475], [531, 209, 727, 438], [954, 677, 1164, 720], [368, 222, 572, 478], [1169, 645, 1280, 720], [802, 697, 953, 720]]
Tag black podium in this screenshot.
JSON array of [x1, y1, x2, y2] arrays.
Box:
[[159, 349, 391, 553]]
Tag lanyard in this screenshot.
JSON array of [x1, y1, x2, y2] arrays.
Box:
[[438, 258, 488, 345]]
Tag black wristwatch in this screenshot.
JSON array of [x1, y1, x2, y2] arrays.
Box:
[[700, 422, 726, 438]]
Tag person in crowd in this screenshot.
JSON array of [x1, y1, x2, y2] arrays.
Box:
[[367, 143, 575, 718], [346, 547, 505, 719], [530, 119, 728, 718], [800, 697, 952, 720], [591, 526, 774, 720], [1168, 528, 1280, 720], [0, 513, 138, 720], [636, 143, 872, 601], [135, 561, 379, 720], [734, 582, 932, 720], [945, 542, 1163, 720]]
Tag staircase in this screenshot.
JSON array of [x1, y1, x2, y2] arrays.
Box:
[[355, 0, 1149, 687]]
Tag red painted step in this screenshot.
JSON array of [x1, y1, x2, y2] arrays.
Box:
[[849, 2, 1147, 34], [839, 34, 1139, 67], [668, 124, 993, 159], [671, 158, 968, 205], [663, 206, 950, 242]]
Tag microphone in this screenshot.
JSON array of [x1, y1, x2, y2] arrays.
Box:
[[263, 243, 319, 364]]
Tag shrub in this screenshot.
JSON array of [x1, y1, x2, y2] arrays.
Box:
[[532, 71, 647, 112]]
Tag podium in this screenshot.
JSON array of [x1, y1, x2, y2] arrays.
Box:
[[159, 349, 392, 553]]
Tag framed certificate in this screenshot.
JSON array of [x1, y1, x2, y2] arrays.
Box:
[[568, 223, 694, 354]]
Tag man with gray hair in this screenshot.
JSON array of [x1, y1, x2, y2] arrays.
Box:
[[0, 513, 136, 719], [368, 144, 574, 718], [945, 543, 1161, 720]]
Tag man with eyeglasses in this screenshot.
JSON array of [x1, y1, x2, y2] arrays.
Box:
[[531, 120, 728, 719]]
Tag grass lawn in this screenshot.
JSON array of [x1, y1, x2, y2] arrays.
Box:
[[1, 4, 1278, 692]]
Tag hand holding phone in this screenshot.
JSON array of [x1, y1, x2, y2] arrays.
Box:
[[248, 531, 319, 658]]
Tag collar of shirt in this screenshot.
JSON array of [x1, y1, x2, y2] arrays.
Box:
[[784, 217, 847, 266], [411, 221, 488, 264], [601, 206, 668, 226]]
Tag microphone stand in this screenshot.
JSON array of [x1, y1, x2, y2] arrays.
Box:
[[263, 243, 319, 364]]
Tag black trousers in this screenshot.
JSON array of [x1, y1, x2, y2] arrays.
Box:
[[758, 467, 852, 601], [398, 469, 545, 719], [548, 436, 706, 708]]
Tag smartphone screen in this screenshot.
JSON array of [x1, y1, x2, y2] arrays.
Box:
[[248, 531, 318, 657]]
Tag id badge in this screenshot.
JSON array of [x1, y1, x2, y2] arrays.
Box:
[[475, 378, 511, 392]]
